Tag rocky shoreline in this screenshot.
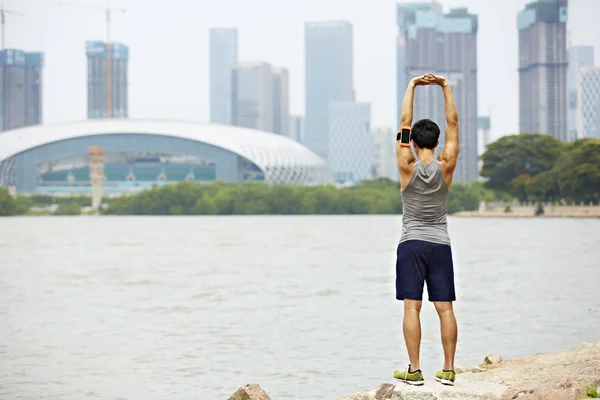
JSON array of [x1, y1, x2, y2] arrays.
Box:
[[228, 341, 600, 400]]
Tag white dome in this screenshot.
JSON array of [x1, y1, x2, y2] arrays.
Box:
[[0, 119, 331, 185]]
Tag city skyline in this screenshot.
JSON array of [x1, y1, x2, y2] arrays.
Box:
[[6, 0, 600, 143]]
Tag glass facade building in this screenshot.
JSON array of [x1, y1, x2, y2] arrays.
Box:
[[209, 28, 238, 126], [305, 21, 354, 160], [328, 101, 372, 184], [576, 68, 600, 139], [567, 46, 594, 141]]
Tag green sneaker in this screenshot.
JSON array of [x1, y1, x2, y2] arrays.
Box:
[[393, 365, 425, 386], [435, 370, 456, 386]]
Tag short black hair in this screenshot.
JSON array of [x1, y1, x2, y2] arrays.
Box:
[[412, 119, 440, 149]]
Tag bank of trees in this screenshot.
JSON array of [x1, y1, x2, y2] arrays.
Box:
[[480, 135, 600, 204], [101, 179, 492, 216]]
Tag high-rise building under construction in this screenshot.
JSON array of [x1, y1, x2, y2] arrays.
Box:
[[86, 40, 129, 119], [0, 48, 44, 132]]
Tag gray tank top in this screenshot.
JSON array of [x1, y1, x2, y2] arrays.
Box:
[[400, 160, 451, 245]]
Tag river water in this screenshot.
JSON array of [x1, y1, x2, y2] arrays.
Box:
[[1, 216, 599, 399]]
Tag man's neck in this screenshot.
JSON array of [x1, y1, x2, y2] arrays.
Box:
[[416, 149, 435, 165]]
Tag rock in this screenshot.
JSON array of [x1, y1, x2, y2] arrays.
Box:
[[455, 366, 484, 374], [481, 354, 502, 365], [336, 392, 376, 400], [374, 383, 395, 399], [336, 383, 395, 400], [391, 379, 508, 400], [228, 384, 271, 400]]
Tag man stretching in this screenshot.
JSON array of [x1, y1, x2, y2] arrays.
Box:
[[392, 73, 459, 386]]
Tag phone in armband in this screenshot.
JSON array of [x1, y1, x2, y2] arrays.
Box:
[[397, 127, 411, 147]]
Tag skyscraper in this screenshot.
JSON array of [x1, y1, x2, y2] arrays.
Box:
[[576, 68, 600, 139], [396, 3, 479, 183], [1, 49, 26, 132], [272, 67, 289, 136], [86, 41, 129, 119], [328, 101, 372, 184], [231, 62, 274, 132], [210, 28, 238, 126], [305, 21, 354, 160], [567, 46, 594, 141], [25, 52, 44, 126], [517, 0, 568, 140], [0, 48, 44, 132], [372, 127, 399, 182]]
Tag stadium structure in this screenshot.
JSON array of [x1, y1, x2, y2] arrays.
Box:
[[0, 119, 331, 196]]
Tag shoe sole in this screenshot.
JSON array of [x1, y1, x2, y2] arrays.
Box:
[[434, 377, 455, 386], [395, 378, 425, 386]]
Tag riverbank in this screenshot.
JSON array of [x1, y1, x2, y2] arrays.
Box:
[[454, 204, 600, 218], [229, 341, 600, 400]]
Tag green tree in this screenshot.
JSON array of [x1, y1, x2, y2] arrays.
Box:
[[0, 187, 19, 216], [480, 134, 568, 193], [555, 139, 600, 203]]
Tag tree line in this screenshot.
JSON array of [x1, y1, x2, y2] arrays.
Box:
[[480, 135, 600, 204], [1, 179, 492, 216]]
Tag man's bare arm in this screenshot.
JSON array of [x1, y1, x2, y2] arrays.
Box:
[[436, 77, 459, 174], [396, 79, 417, 172], [397, 75, 435, 189]]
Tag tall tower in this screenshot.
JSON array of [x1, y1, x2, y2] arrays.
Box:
[[0, 49, 25, 132], [86, 40, 129, 119], [210, 28, 238, 126], [305, 21, 354, 160], [567, 46, 594, 141], [517, 0, 568, 140], [396, 3, 478, 183]]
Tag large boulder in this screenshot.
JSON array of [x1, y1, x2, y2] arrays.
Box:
[[228, 384, 271, 400]]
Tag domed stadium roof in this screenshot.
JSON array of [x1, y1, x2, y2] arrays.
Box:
[[0, 119, 331, 185]]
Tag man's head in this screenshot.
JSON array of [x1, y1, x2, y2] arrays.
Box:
[[412, 119, 440, 150]]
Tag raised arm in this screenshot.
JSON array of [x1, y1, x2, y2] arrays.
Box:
[[397, 74, 434, 188], [433, 76, 459, 182]]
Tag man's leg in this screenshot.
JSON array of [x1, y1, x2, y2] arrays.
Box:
[[433, 301, 457, 371], [403, 299, 423, 371]]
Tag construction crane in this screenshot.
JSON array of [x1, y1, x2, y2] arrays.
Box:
[[54, 0, 126, 118], [1, 0, 25, 50]]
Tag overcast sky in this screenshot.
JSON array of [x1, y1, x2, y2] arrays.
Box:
[[9, 0, 600, 141]]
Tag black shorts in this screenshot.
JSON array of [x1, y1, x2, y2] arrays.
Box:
[[396, 239, 456, 302]]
